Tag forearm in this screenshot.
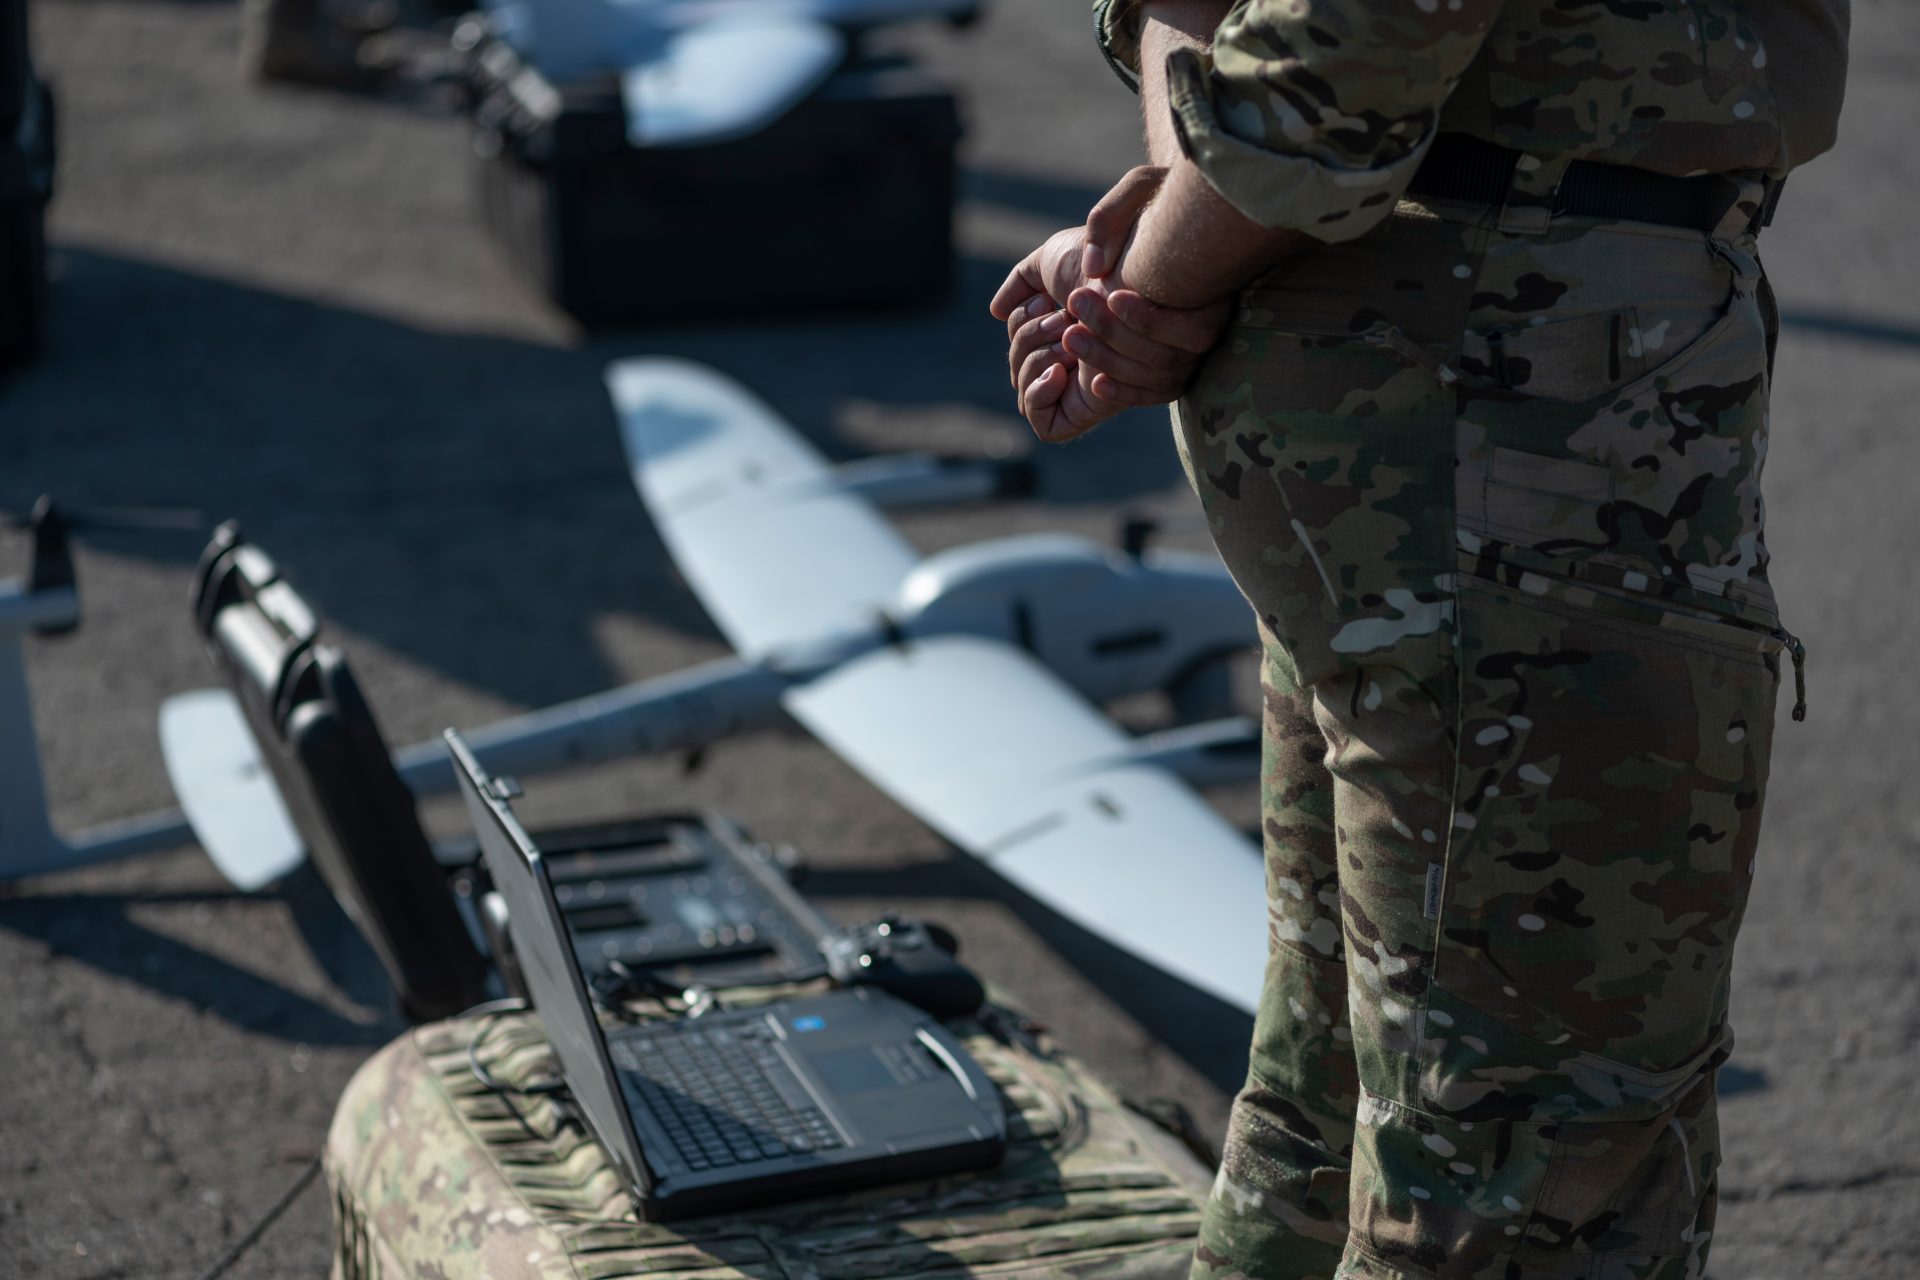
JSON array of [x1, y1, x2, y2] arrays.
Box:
[[1122, 2, 1304, 309], [1117, 161, 1305, 309], [1137, 2, 1229, 167]]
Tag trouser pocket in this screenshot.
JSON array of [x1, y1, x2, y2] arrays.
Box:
[[1455, 244, 1778, 628], [1437, 574, 1782, 1075]]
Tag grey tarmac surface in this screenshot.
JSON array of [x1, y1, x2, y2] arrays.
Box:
[[0, 2, 1915, 1277]]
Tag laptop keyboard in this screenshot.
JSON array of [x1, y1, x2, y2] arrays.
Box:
[[610, 1019, 845, 1172]]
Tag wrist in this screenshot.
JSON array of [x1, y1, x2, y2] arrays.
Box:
[[1114, 179, 1210, 309], [1121, 162, 1299, 309]]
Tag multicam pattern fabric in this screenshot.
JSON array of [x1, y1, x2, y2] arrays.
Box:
[[1169, 203, 1790, 1279], [325, 996, 1211, 1280], [1092, 0, 1849, 241]]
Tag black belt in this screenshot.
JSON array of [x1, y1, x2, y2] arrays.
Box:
[[1405, 133, 1781, 235]]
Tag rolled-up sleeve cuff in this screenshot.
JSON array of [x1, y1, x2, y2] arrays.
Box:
[[1093, 0, 1143, 91], [1164, 46, 1434, 244]]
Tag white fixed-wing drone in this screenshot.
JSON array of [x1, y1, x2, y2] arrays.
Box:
[[0, 360, 1269, 1012], [480, 0, 982, 147]]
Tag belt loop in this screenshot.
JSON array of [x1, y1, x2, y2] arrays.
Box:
[[1756, 176, 1787, 231], [1713, 174, 1770, 244], [1497, 153, 1571, 235]]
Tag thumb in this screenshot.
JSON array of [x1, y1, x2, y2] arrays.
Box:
[[1083, 165, 1166, 280]]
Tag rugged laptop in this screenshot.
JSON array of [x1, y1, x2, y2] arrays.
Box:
[[448, 730, 1006, 1221]]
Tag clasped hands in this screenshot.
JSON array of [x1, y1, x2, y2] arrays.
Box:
[[989, 166, 1230, 443]]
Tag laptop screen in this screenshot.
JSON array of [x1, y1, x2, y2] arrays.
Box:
[[445, 730, 655, 1198]]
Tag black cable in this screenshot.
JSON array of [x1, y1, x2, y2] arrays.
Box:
[[588, 959, 719, 1020], [590, 959, 681, 1009], [192, 1155, 323, 1280]]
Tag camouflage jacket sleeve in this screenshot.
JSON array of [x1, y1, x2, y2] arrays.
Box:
[[1160, 1, 1505, 243]]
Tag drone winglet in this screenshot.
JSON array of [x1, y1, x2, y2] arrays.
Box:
[[158, 688, 305, 890]]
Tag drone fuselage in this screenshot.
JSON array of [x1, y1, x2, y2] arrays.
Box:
[[895, 533, 1249, 707]]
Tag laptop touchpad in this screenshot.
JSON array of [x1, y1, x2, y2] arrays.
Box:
[[811, 1044, 935, 1094]]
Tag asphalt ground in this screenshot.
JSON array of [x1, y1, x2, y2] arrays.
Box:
[[1, 2, 1915, 1277]]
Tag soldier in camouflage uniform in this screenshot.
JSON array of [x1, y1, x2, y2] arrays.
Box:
[[990, 2, 1850, 1277]]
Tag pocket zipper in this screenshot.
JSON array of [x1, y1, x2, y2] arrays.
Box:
[[1362, 325, 1464, 386]]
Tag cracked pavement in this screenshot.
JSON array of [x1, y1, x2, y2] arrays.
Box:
[[2, 1, 1917, 1277]]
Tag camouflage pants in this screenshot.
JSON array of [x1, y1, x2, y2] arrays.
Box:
[[1175, 195, 1795, 1280]]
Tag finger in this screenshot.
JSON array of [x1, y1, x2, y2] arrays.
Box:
[[1005, 292, 1049, 344], [1067, 288, 1191, 372], [1083, 165, 1166, 280], [1106, 288, 1229, 354], [1009, 310, 1071, 388], [1021, 363, 1070, 439], [1007, 296, 1068, 355], [1069, 364, 1131, 421], [1044, 368, 1121, 443], [989, 252, 1049, 321], [1017, 342, 1073, 397], [1087, 368, 1171, 407], [1043, 375, 1114, 443], [1061, 322, 1188, 395]]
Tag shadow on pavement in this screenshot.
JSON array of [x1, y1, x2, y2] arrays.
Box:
[[0, 869, 399, 1046], [0, 246, 1184, 710], [1780, 307, 1920, 349], [1718, 1062, 1771, 1099]]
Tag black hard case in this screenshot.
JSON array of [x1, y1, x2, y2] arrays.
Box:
[[191, 527, 494, 1023], [1, 0, 27, 133], [466, 39, 961, 325], [1, 0, 52, 369]]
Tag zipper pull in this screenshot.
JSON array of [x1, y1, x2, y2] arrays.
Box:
[[1363, 326, 1462, 386], [1783, 632, 1807, 722]]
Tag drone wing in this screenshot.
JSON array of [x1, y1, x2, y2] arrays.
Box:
[[786, 635, 1265, 1013], [608, 358, 918, 658], [619, 17, 845, 148]]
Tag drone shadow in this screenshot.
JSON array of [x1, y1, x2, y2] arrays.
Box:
[[0, 864, 401, 1047], [0, 244, 1186, 714]]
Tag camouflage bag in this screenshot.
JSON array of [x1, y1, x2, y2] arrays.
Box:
[[325, 991, 1211, 1280]]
